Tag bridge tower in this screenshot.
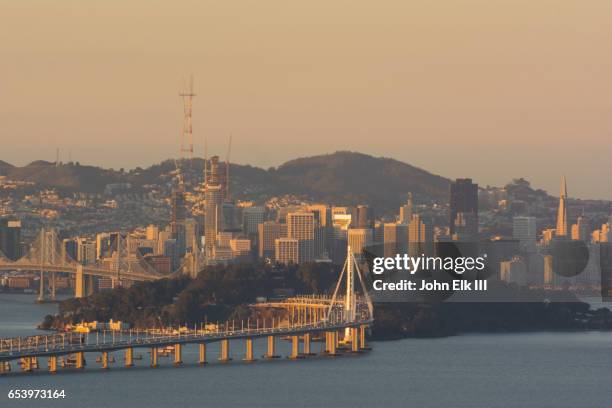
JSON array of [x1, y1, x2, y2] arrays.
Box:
[[37, 228, 59, 302], [345, 245, 356, 324], [327, 244, 374, 342]]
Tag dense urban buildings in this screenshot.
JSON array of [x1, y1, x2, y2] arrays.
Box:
[[2, 149, 611, 295]]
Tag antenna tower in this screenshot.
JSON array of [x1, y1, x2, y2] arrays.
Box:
[[179, 75, 196, 162]]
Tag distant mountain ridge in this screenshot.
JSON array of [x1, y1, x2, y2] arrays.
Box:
[[0, 151, 450, 210]]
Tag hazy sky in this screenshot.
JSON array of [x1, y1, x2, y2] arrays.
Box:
[[1, 1, 611, 199]]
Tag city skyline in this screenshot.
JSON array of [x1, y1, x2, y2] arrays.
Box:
[[1, 1, 611, 200]]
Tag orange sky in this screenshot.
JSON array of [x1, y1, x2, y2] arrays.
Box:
[[1, 1, 611, 199]]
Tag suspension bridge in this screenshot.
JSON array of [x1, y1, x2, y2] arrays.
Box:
[[0, 228, 200, 301], [0, 248, 374, 374]]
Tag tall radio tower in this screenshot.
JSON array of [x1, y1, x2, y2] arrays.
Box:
[[179, 75, 196, 161]]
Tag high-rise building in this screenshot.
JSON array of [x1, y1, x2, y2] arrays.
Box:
[[383, 223, 408, 257], [243, 206, 266, 236], [593, 224, 611, 243], [408, 214, 433, 257], [287, 212, 315, 263], [204, 156, 225, 253], [170, 185, 187, 258], [571, 216, 590, 241], [399, 193, 413, 224], [230, 238, 251, 261], [157, 230, 171, 255], [0, 220, 21, 261], [541, 228, 556, 245], [331, 213, 351, 265], [500, 256, 527, 285], [331, 206, 350, 216], [449, 178, 478, 236], [513, 216, 537, 251], [555, 176, 569, 237], [452, 212, 478, 241], [352, 205, 373, 229], [308, 204, 332, 257], [258, 221, 281, 259], [307, 205, 331, 226], [275, 238, 299, 264], [184, 218, 198, 253], [76, 238, 96, 265], [347, 228, 373, 261], [145, 224, 159, 241], [216, 231, 234, 248], [163, 238, 179, 270]]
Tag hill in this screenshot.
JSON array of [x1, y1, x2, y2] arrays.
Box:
[[273, 151, 449, 207], [2, 161, 124, 193], [0, 160, 14, 175], [0, 151, 451, 210]]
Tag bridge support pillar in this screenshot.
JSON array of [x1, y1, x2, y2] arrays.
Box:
[[75, 352, 84, 369], [101, 352, 109, 369], [326, 332, 338, 356], [303, 333, 312, 356], [150, 348, 158, 368], [48, 356, 58, 374], [20, 357, 37, 372], [125, 347, 134, 367], [289, 335, 301, 359], [174, 344, 182, 365], [359, 325, 368, 350], [0, 361, 11, 373], [219, 339, 231, 362], [198, 344, 207, 365], [244, 338, 255, 362], [75, 265, 84, 298], [265, 335, 279, 358], [351, 328, 359, 352]]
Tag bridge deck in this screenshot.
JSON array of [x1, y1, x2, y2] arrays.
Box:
[[0, 318, 372, 362]]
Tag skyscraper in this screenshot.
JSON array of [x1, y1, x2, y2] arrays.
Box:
[[0, 220, 21, 260], [243, 206, 266, 236], [287, 212, 315, 263], [347, 228, 373, 261], [513, 216, 537, 251], [449, 178, 478, 237], [352, 205, 373, 229], [383, 222, 408, 257], [571, 216, 590, 241], [170, 183, 187, 258], [204, 156, 225, 254], [258, 221, 281, 259], [275, 238, 299, 264], [555, 176, 569, 237], [399, 193, 413, 224], [308, 204, 332, 256], [408, 214, 433, 257]]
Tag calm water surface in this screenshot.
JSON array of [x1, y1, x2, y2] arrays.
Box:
[[1, 293, 611, 408]]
